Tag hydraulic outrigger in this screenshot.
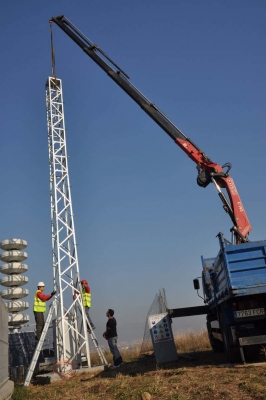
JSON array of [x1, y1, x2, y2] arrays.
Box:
[[50, 15, 251, 244]]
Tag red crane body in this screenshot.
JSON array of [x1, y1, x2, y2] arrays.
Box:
[[175, 137, 251, 240]]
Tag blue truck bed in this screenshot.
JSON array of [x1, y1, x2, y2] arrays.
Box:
[[202, 237, 266, 307]]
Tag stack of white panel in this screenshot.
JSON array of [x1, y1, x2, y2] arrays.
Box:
[[0, 239, 30, 329]]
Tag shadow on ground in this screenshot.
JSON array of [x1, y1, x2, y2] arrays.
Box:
[[81, 347, 266, 383], [80, 350, 233, 382]]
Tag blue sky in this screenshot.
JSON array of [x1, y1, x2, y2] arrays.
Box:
[[0, 1, 265, 346]]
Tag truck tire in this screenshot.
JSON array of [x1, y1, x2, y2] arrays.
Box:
[[206, 319, 224, 353], [220, 314, 240, 363]]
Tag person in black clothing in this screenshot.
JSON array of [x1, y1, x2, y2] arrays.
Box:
[[103, 309, 123, 369]]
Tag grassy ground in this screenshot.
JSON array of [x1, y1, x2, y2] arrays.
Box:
[[12, 330, 266, 400]]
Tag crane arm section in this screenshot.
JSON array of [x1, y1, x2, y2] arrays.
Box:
[[51, 15, 251, 243]]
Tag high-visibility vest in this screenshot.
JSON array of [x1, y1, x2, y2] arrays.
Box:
[[82, 289, 91, 307], [33, 290, 46, 313]]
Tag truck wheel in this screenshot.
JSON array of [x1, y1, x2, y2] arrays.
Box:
[[220, 314, 240, 363], [206, 320, 224, 353]]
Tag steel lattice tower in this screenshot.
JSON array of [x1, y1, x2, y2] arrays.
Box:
[[45, 76, 90, 366]]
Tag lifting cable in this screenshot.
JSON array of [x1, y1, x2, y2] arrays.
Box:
[[49, 21, 56, 78]]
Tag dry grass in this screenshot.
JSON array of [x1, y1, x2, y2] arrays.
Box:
[[12, 330, 266, 400], [174, 330, 211, 353]]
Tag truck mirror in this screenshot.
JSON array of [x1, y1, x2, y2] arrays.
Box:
[[193, 279, 200, 290]]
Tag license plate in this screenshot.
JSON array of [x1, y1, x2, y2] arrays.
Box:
[[234, 308, 265, 318]]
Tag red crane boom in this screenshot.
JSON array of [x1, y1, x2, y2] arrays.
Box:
[[50, 15, 251, 243]]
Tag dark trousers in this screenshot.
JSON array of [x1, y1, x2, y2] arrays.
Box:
[[34, 311, 44, 340], [108, 337, 123, 366]]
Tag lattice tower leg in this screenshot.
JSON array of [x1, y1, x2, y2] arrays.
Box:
[[46, 76, 91, 367]]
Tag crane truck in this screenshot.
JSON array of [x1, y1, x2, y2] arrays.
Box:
[[50, 15, 266, 362]]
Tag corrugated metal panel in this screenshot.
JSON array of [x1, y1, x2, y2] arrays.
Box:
[[202, 239, 266, 303], [225, 241, 266, 295], [0, 298, 8, 387]]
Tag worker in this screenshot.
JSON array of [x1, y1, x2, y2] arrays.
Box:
[[33, 282, 56, 340], [80, 279, 95, 333], [103, 309, 123, 369]]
